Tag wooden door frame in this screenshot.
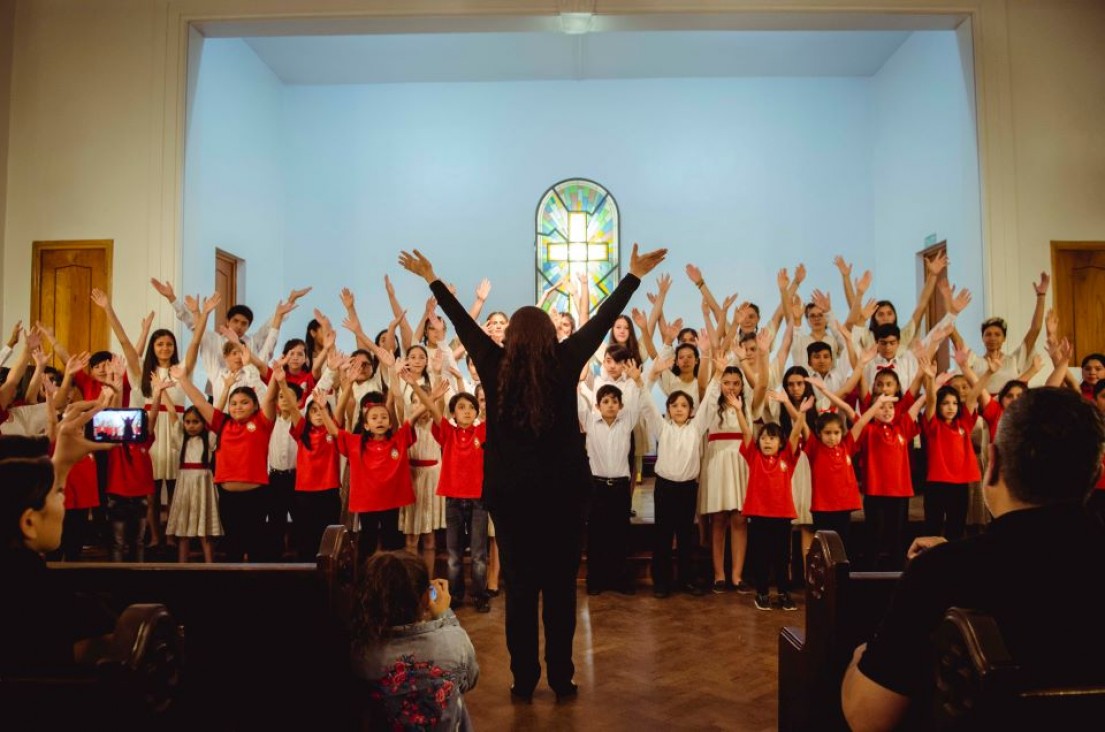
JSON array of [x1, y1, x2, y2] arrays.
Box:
[[30, 240, 114, 325], [1050, 240, 1105, 360]]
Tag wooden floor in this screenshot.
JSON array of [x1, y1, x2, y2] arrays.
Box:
[[459, 585, 803, 731]]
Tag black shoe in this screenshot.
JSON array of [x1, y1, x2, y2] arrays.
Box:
[[475, 598, 491, 613], [487, 588, 500, 598], [711, 580, 728, 595], [553, 682, 579, 702], [777, 592, 798, 611], [653, 587, 671, 599], [734, 580, 756, 595], [681, 582, 705, 597], [510, 685, 534, 703], [754, 593, 772, 611]]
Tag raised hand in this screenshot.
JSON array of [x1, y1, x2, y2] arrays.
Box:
[[150, 278, 176, 302], [789, 294, 804, 323], [776, 268, 791, 292], [628, 243, 668, 279], [183, 294, 200, 315], [725, 392, 743, 411], [1033, 272, 1050, 297], [269, 357, 287, 383], [948, 285, 972, 315], [766, 390, 786, 403], [150, 369, 174, 392], [875, 393, 899, 407], [203, 292, 222, 314], [630, 307, 648, 331], [860, 298, 878, 322], [168, 364, 186, 382], [712, 347, 728, 376], [756, 328, 773, 353], [624, 360, 643, 383], [926, 251, 949, 277], [217, 325, 241, 344], [6, 320, 21, 348], [799, 395, 815, 413], [90, 288, 110, 309], [398, 249, 438, 283], [1045, 308, 1059, 342], [984, 352, 1004, 373], [656, 273, 672, 295], [953, 347, 972, 370], [287, 286, 313, 305], [385, 275, 396, 297], [793, 263, 807, 287], [833, 256, 852, 278], [339, 287, 355, 310], [854, 270, 873, 296], [811, 289, 832, 314], [805, 375, 828, 393], [141, 310, 155, 333], [66, 352, 91, 376], [31, 347, 49, 369], [1047, 337, 1071, 365], [475, 278, 492, 301], [653, 355, 675, 375], [685, 263, 703, 286], [859, 343, 878, 365], [274, 299, 297, 319], [721, 292, 739, 313]]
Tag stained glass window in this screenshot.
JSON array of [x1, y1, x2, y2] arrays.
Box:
[[535, 178, 620, 319]]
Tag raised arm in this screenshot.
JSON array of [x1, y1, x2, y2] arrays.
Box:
[[36, 321, 71, 366], [184, 294, 219, 376], [806, 375, 858, 422], [1045, 337, 1074, 389], [90, 288, 144, 382], [789, 397, 814, 450], [631, 307, 659, 361], [904, 252, 947, 338], [834, 256, 857, 310], [469, 278, 491, 321], [850, 394, 896, 442], [384, 275, 415, 352], [169, 364, 215, 425], [686, 263, 724, 326], [965, 354, 999, 413], [24, 347, 49, 405], [405, 372, 448, 426], [260, 357, 284, 422], [646, 274, 671, 336], [0, 328, 40, 409], [1022, 273, 1050, 353]]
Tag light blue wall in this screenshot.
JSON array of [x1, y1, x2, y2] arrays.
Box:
[[871, 30, 983, 336], [184, 32, 980, 362], [182, 38, 287, 385]]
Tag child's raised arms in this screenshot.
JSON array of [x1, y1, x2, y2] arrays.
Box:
[[170, 363, 215, 425], [403, 371, 448, 427], [727, 392, 754, 451], [805, 375, 858, 423], [182, 293, 221, 376], [849, 393, 897, 442], [90, 287, 146, 383]]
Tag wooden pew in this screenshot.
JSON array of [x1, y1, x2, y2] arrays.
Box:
[[778, 530, 901, 731], [0, 603, 183, 726], [932, 607, 1105, 730], [48, 524, 358, 729]]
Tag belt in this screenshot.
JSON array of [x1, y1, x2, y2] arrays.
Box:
[[180, 462, 209, 470], [592, 476, 630, 486], [708, 432, 743, 442], [269, 468, 295, 476], [410, 459, 439, 468]]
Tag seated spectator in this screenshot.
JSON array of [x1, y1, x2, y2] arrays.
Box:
[[0, 401, 116, 673], [841, 387, 1105, 731], [351, 551, 479, 731]]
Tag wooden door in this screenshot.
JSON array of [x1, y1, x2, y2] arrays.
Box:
[[1051, 242, 1105, 361], [214, 249, 239, 326], [31, 241, 113, 368], [917, 241, 949, 372]]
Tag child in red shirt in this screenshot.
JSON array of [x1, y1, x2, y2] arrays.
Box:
[[277, 371, 343, 562], [732, 392, 812, 612], [804, 411, 862, 545], [921, 360, 988, 540], [851, 391, 926, 570], [333, 364, 416, 561], [408, 378, 490, 612]]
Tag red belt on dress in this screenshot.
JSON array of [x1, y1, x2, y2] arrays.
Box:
[[708, 433, 743, 442], [180, 462, 208, 470], [410, 459, 439, 467]]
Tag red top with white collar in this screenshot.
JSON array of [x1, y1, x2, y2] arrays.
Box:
[[922, 411, 981, 483], [739, 441, 798, 519], [433, 420, 487, 499], [858, 411, 919, 497], [337, 424, 415, 512], [106, 431, 156, 497], [209, 410, 274, 486], [290, 419, 341, 491], [981, 399, 1003, 440], [805, 433, 862, 512]]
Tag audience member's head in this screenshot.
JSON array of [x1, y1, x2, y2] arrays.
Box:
[[0, 436, 58, 552], [352, 550, 431, 648], [988, 387, 1105, 507]]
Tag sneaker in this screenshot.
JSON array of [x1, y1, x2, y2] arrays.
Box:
[[734, 580, 756, 595], [681, 582, 705, 597], [475, 598, 491, 613], [777, 593, 798, 612], [754, 593, 772, 611], [711, 580, 728, 595]]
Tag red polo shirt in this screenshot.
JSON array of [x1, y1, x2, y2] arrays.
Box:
[[981, 399, 1003, 440], [923, 411, 981, 484], [432, 420, 487, 499], [805, 434, 862, 512], [64, 453, 100, 509], [74, 370, 131, 405], [209, 410, 274, 486], [290, 419, 341, 491], [858, 412, 919, 497], [740, 441, 798, 519], [337, 424, 415, 513]]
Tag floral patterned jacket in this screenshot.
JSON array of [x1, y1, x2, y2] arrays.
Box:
[[353, 610, 479, 731]]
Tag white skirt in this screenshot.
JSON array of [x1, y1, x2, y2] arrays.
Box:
[[698, 438, 748, 514], [399, 464, 446, 535], [166, 469, 223, 537], [791, 451, 813, 525]]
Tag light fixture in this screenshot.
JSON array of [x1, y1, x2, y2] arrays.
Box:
[[559, 12, 593, 35]]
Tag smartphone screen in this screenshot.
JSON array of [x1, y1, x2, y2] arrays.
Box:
[[429, 585, 438, 602], [84, 408, 149, 444]]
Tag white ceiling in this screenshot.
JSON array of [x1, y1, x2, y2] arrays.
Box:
[[242, 30, 914, 85]]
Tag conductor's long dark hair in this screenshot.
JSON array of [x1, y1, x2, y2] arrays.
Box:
[[496, 306, 557, 438]]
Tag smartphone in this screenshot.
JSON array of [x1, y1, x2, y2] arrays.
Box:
[[429, 585, 438, 602], [84, 408, 150, 444]]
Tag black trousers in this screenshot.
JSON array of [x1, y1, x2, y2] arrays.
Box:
[[218, 486, 270, 562], [1088, 490, 1105, 529], [747, 516, 792, 595], [923, 482, 968, 540], [812, 510, 854, 547], [268, 469, 296, 559], [863, 495, 909, 570], [357, 508, 404, 559], [493, 500, 584, 693], [585, 476, 632, 591], [293, 488, 341, 561], [651, 476, 698, 590]]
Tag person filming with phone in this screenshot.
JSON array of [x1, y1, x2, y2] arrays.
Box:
[[841, 387, 1105, 731]]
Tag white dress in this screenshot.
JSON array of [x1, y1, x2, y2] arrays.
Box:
[[166, 433, 223, 538], [399, 414, 445, 535], [698, 406, 749, 515]]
